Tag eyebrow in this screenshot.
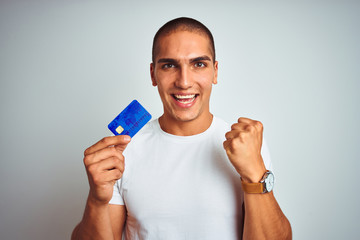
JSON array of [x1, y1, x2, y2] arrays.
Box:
[[157, 58, 178, 64], [190, 56, 212, 63], [157, 55, 212, 64]]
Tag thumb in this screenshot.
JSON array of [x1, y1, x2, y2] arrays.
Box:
[[114, 135, 131, 152]]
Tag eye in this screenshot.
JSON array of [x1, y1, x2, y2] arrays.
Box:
[[162, 63, 176, 69], [194, 62, 206, 68]]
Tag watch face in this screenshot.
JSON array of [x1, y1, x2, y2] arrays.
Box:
[[265, 172, 275, 192]]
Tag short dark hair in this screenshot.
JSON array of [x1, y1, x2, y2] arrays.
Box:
[[152, 17, 216, 64]]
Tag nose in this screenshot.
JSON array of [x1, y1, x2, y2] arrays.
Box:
[[175, 65, 193, 89]]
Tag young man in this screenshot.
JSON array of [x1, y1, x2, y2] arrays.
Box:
[[72, 17, 292, 240]]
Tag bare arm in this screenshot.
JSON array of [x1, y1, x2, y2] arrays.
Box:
[[71, 200, 126, 240], [71, 135, 130, 240], [243, 191, 291, 240], [109, 204, 127, 240], [224, 118, 292, 240]]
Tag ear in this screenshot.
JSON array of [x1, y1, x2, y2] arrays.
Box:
[[150, 63, 157, 86], [212, 61, 218, 85]]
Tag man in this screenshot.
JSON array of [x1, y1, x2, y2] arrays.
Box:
[[72, 17, 292, 240]]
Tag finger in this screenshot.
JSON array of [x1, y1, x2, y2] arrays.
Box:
[[86, 135, 131, 155], [237, 117, 255, 123], [237, 117, 262, 129], [223, 139, 230, 150], [223, 139, 236, 155], [86, 157, 124, 181], [98, 156, 125, 172], [114, 141, 130, 152], [84, 146, 123, 166], [102, 168, 123, 182], [253, 120, 263, 131], [231, 122, 249, 131], [225, 130, 238, 140], [85, 135, 131, 156], [232, 121, 263, 133]]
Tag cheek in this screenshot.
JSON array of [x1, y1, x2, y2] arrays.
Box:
[[195, 69, 216, 84], [155, 71, 175, 88], [156, 82, 172, 100], [157, 81, 169, 91], [197, 76, 214, 93]]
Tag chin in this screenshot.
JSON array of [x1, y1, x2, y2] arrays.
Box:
[[171, 111, 201, 123]]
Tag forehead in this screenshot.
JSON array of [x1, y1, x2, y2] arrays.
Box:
[[155, 30, 213, 61]]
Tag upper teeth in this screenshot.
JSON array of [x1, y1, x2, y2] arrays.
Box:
[[174, 94, 196, 99]]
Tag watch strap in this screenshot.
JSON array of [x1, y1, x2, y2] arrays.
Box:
[[241, 181, 264, 194]]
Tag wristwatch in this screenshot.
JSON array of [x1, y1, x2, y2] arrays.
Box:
[[241, 170, 275, 194]]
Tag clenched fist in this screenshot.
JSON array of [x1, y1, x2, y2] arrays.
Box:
[[83, 135, 131, 206], [223, 117, 267, 183]]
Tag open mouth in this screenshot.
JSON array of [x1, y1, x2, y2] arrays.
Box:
[[172, 94, 198, 104]]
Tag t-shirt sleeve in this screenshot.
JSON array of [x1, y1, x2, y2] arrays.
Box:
[[108, 179, 125, 205], [261, 138, 273, 172]]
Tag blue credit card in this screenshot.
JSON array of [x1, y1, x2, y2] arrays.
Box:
[[108, 100, 152, 137]]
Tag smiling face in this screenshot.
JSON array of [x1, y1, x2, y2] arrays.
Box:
[[150, 30, 218, 134]]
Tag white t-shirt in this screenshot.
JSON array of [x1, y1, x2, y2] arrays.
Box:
[[109, 117, 272, 240]]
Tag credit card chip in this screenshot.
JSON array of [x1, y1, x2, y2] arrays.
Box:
[[115, 125, 124, 134]]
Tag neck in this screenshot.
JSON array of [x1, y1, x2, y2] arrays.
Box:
[[158, 113, 213, 136]]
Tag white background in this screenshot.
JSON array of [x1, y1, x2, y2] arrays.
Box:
[[0, 0, 359, 239]]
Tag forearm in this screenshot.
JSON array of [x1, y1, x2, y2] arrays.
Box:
[[243, 192, 292, 240], [71, 197, 114, 240]]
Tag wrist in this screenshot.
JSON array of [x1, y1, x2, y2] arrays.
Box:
[[239, 165, 267, 183], [241, 170, 275, 194], [87, 193, 110, 209]]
